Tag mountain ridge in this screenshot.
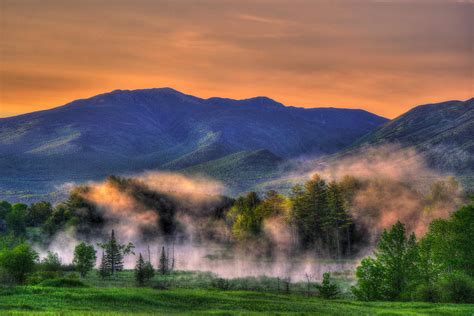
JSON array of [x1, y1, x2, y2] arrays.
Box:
[[0, 87, 388, 202]]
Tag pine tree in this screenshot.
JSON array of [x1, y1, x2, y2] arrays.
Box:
[[134, 253, 146, 286], [98, 229, 134, 276], [316, 272, 339, 299], [327, 182, 349, 258], [98, 250, 110, 279]]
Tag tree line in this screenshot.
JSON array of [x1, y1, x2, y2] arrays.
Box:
[[352, 202, 474, 303]]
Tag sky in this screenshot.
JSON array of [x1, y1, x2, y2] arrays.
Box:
[[0, 0, 472, 118]]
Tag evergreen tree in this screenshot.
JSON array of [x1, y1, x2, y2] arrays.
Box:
[[98, 230, 134, 276], [98, 250, 110, 279], [316, 272, 339, 299], [144, 260, 155, 281], [326, 182, 351, 258], [134, 253, 146, 286]]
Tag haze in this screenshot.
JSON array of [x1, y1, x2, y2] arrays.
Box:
[[0, 0, 472, 118]]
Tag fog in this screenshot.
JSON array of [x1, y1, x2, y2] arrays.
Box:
[[40, 145, 463, 281]]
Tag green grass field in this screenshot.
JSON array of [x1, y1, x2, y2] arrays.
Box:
[[0, 271, 473, 315]]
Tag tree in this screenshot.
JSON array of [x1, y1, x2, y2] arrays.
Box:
[[352, 257, 385, 301], [0, 201, 12, 220], [352, 221, 419, 301], [98, 230, 134, 276], [289, 175, 328, 249], [315, 272, 339, 299], [326, 182, 349, 258], [40, 251, 62, 271], [158, 246, 169, 275], [228, 192, 263, 241], [422, 204, 474, 277], [26, 201, 53, 227], [98, 250, 110, 279], [5, 204, 27, 237], [134, 253, 147, 286], [0, 243, 38, 284], [73, 242, 97, 278]]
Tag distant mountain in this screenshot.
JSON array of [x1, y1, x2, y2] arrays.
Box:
[[0, 88, 387, 201], [356, 98, 474, 177], [183, 149, 284, 194]]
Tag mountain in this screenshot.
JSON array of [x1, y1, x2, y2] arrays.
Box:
[[183, 149, 284, 194], [356, 98, 474, 177], [254, 98, 474, 194], [0, 88, 387, 201]]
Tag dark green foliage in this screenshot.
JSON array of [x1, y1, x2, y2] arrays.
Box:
[[352, 221, 419, 301], [73, 242, 97, 278], [40, 278, 87, 287], [352, 257, 385, 301], [26, 270, 64, 285], [6, 204, 27, 237], [40, 251, 62, 272], [98, 230, 134, 276], [144, 261, 155, 281], [0, 243, 38, 284], [315, 273, 339, 299], [134, 253, 147, 286], [98, 251, 110, 279], [438, 272, 474, 304], [134, 252, 154, 286], [422, 204, 474, 277], [289, 175, 358, 254], [0, 200, 12, 220], [413, 283, 441, 303], [26, 201, 53, 227]]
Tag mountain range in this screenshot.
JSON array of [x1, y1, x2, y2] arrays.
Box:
[[0, 88, 472, 201]]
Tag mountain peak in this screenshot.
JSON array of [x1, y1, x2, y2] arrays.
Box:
[[206, 95, 284, 109]]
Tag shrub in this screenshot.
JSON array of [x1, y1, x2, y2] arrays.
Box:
[[413, 283, 441, 302], [213, 278, 231, 290], [315, 273, 339, 299], [0, 243, 38, 284], [26, 271, 64, 285], [39, 251, 62, 272], [40, 278, 87, 288], [439, 272, 474, 303]]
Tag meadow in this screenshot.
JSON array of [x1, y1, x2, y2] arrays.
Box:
[[1, 271, 473, 315]]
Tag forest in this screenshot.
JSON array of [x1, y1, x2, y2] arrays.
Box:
[[0, 172, 473, 314]]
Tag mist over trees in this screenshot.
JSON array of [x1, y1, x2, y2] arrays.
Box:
[[0, 172, 472, 304]]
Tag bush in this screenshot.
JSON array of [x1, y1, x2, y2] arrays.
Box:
[[439, 272, 474, 303], [212, 278, 231, 290], [315, 273, 339, 299], [40, 278, 87, 288], [0, 243, 38, 284], [26, 271, 63, 285], [39, 251, 62, 272], [413, 283, 441, 302]]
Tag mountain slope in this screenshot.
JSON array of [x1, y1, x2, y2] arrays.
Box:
[[183, 149, 284, 194], [0, 88, 386, 201], [355, 98, 474, 175]]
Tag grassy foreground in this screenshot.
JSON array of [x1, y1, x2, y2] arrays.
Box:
[[1, 286, 473, 315]]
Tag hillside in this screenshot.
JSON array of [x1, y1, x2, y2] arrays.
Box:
[[183, 149, 284, 194], [0, 88, 386, 201], [356, 98, 474, 181]]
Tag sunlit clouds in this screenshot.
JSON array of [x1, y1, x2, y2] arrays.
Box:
[[1, 0, 472, 118]]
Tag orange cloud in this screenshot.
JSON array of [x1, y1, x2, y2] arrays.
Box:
[[1, 0, 472, 118]]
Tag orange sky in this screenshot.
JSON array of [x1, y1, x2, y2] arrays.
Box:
[[0, 0, 472, 118]]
